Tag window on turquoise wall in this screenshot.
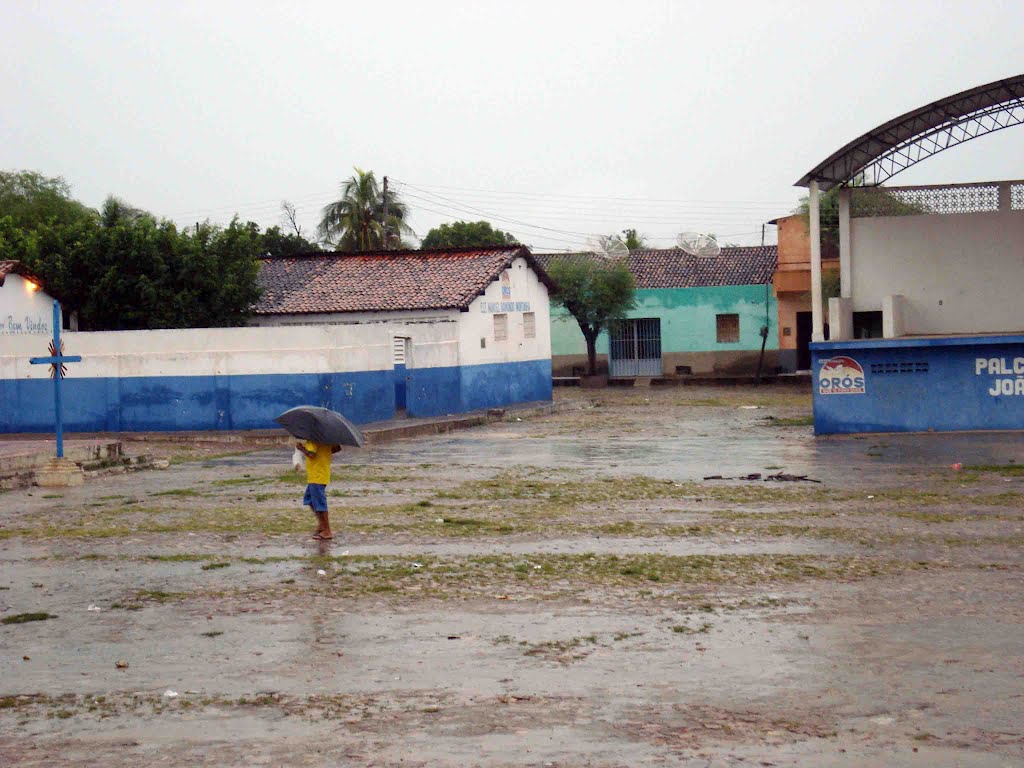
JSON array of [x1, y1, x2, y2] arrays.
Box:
[[716, 313, 739, 343]]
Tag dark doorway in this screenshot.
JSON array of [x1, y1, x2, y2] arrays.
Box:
[[796, 312, 812, 371], [853, 311, 883, 339], [795, 312, 829, 371]]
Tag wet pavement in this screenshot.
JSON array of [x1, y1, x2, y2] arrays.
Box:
[[1, 386, 1023, 766]]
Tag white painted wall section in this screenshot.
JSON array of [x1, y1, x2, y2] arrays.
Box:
[[0, 275, 59, 335], [850, 209, 1024, 335], [461, 257, 551, 366], [0, 324, 396, 381]]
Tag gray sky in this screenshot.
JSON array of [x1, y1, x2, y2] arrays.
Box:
[[3, 0, 1023, 251]]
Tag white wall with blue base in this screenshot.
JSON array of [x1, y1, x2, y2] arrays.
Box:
[[0, 322, 552, 434]]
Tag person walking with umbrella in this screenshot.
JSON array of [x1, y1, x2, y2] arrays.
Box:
[[296, 440, 340, 539], [276, 406, 365, 541]]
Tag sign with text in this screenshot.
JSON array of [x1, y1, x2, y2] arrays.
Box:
[[3, 314, 50, 334], [976, 356, 1024, 396], [480, 301, 531, 314]]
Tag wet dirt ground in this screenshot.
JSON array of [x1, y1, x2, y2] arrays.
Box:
[[1, 386, 1023, 767]]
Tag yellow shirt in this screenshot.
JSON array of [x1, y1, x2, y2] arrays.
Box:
[[304, 441, 332, 485]]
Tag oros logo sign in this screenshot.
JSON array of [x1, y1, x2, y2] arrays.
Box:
[[819, 356, 866, 395]]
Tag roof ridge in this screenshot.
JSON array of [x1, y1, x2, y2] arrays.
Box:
[[263, 244, 526, 261]]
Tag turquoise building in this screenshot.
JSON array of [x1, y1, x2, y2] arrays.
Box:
[[538, 247, 779, 377]]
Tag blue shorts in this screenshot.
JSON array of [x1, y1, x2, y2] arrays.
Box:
[[303, 483, 328, 512]]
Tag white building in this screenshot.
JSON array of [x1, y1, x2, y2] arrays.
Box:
[[251, 245, 555, 417], [0, 260, 59, 337], [0, 247, 554, 434]]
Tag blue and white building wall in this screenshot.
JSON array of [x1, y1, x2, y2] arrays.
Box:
[[814, 180, 1024, 435], [457, 256, 552, 412], [249, 255, 552, 419], [0, 324, 400, 433]]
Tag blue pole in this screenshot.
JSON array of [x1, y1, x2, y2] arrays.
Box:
[[53, 300, 63, 459]]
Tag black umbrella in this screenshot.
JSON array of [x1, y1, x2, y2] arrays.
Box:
[[275, 406, 365, 448]]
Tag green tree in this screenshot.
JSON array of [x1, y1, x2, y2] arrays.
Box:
[[546, 256, 636, 376], [420, 220, 518, 249], [317, 168, 413, 250], [0, 170, 96, 230], [259, 225, 321, 259], [620, 228, 647, 250], [796, 180, 923, 254]]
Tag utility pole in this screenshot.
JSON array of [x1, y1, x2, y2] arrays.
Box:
[[382, 175, 389, 250], [761, 223, 765, 247]]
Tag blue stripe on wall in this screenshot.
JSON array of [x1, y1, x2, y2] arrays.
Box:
[[811, 336, 1024, 434], [459, 359, 553, 412], [1, 359, 553, 433]]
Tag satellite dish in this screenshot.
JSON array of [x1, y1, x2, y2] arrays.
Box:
[[587, 235, 630, 260], [676, 231, 721, 258]]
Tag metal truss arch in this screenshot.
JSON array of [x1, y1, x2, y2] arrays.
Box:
[[797, 75, 1024, 190]]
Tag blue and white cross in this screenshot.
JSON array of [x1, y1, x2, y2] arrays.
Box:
[[28, 300, 82, 459]]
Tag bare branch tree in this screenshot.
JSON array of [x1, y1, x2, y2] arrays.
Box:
[[281, 200, 302, 237]]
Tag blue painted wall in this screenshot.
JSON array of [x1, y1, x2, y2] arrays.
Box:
[[0, 359, 553, 433], [812, 335, 1024, 434], [460, 359, 552, 412]]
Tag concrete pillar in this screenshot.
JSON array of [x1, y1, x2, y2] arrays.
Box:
[[838, 187, 851, 299], [809, 179, 824, 342], [883, 294, 906, 338], [828, 297, 854, 340], [999, 182, 1011, 211]]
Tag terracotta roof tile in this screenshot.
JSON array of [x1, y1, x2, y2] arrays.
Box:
[[254, 245, 551, 315], [534, 246, 778, 289]]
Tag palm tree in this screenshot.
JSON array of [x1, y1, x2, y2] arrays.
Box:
[[317, 168, 413, 251]]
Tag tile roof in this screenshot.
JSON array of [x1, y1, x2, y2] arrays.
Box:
[[534, 246, 778, 289], [0, 260, 43, 288], [254, 245, 552, 315]]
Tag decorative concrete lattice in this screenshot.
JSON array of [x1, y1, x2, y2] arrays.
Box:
[[1012, 183, 1024, 210], [852, 184, 999, 217]]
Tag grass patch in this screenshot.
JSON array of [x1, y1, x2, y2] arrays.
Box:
[[2, 612, 56, 625], [201, 631, 224, 638], [672, 622, 712, 634], [201, 562, 231, 571], [964, 464, 1024, 476], [133, 590, 186, 603], [762, 415, 815, 427], [152, 488, 203, 497]]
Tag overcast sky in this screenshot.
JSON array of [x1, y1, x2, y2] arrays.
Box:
[[2, 1, 1023, 251]]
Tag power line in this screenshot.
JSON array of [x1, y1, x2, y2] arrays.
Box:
[[396, 180, 794, 208]]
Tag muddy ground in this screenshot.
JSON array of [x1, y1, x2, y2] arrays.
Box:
[[1, 386, 1022, 767]]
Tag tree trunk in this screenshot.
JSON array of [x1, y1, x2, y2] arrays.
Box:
[[583, 326, 599, 376]]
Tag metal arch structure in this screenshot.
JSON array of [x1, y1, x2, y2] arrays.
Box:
[[797, 74, 1024, 190]]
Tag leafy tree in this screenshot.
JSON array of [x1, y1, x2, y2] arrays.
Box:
[[796, 179, 924, 255], [317, 168, 413, 250], [620, 228, 647, 250], [1, 172, 267, 330], [259, 225, 321, 259], [420, 220, 518, 249], [0, 170, 96, 229], [546, 256, 636, 376]]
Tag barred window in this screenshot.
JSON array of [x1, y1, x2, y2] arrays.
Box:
[[716, 314, 739, 343]]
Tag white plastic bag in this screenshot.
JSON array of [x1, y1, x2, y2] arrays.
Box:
[[292, 447, 306, 473]]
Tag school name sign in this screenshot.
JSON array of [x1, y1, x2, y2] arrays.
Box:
[[976, 356, 1024, 396]]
